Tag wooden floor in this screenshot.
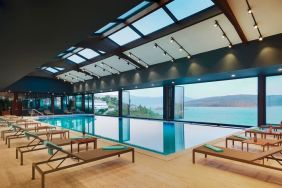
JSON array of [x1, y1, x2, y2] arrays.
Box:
[[0, 126, 281, 188]]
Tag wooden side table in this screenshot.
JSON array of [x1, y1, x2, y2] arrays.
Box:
[[70, 137, 97, 153]]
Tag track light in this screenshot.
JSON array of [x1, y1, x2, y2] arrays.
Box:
[[170, 38, 174, 43], [214, 23, 218, 27], [187, 55, 191, 59], [128, 53, 131, 57], [248, 8, 252, 14], [258, 36, 263, 41], [154, 43, 158, 48], [163, 51, 167, 56], [127, 52, 149, 68], [179, 47, 183, 52], [171, 59, 174, 63], [222, 34, 225, 39], [228, 44, 232, 48], [253, 24, 258, 29], [170, 36, 192, 60]]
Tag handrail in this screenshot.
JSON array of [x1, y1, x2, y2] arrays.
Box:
[[31, 109, 44, 116]]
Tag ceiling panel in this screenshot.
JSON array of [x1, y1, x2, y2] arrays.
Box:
[[124, 14, 241, 66], [228, 0, 282, 41], [57, 70, 92, 83], [81, 55, 136, 77]]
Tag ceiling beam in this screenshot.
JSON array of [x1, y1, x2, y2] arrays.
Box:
[[212, 0, 248, 44]]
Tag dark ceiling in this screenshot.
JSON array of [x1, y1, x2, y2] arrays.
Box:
[[0, 0, 143, 90]]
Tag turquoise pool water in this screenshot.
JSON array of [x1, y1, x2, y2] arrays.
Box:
[[37, 115, 240, 155]]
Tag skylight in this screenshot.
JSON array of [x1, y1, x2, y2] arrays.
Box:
[[95, 22, 116, 34], [78, 49, 99, 59], [55, 67, 65, 71], [67, 54, 86, 64], [118, 1, 150, 20], [132, 8, 174, 35], [108, 26, 141, 46], [45, 67, 59, 73], [166, 0, 214, 21]]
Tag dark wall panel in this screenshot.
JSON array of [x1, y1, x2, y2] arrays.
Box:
[[7, 76, 72, 93]]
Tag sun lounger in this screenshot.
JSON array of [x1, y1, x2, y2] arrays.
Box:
[[43, 110, 54, 115], [193, 144, 282, 172], [16, 132, 98, 165], [32, 143, 134, 188]]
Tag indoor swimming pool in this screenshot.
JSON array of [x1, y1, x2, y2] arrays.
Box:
[[37, 115, 240, 155]]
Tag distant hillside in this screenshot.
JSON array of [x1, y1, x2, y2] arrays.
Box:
[[185, 95, 282, 107]]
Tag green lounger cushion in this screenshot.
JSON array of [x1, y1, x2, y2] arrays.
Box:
[[44, 141, 63, 155], [203, 144, 223, 152], [232, 134, 250, 140], [24, 132, 38, 140], [102, 145, 128, 150], [70, 135, 94, 140]]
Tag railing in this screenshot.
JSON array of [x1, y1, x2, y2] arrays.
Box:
[[30, 109, 45, 116]]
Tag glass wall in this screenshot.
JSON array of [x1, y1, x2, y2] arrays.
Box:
[[175, 78, 258, 126], [54, 97, 62, 110], [39, 98, 51, 110], [123, 87, 163, 119], [85, 94, 93, 113], [75, 95, 82, 112], [94, 92, 118, 116], [266, 75, 282, 125]]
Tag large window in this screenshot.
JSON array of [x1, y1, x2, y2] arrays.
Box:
[[39, 98, 51, 110], [266, 75, 282, 124], [75, 95, 82, 111], [94, 92, 118, 116], [85, 94, 93, 113], [175, 78, 258, 126], [54, 97, 61, 110], [123, 87, 163, 119]]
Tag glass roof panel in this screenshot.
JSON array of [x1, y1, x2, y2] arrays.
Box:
[[45, 67, 59, 73], [62, 53, 73, 59], [55, 67, 65, 71], [132, 8, 174, 35], [67, 46, 76, 52], [95, 22, 116, 34], [67, 54, 86, 64], [118, 1, 150, 20], [166, 0, 214, 21], [78, 48, 99, 59], [108, 26, 141, 46]]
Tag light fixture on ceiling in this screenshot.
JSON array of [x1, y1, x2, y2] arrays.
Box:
[[231, 74, 236, 78], [245, 0, 263, 42], [278, 68, 282, 72], [154, 42, 175, 63], [119, 56, 140, 69], [127, 52, 150, 68], [214, 20, 233, 49], [171, 81, 175, 84], [170, 37, 192, 60], [197, 78, 201, 81], [101, 61, 120, 75]]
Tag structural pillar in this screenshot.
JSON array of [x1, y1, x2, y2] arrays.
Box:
[[258, 74, 266, 127], [163, 85, 175, 121]]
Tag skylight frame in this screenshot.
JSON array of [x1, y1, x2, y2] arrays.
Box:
[[118, 1, 151, 20], [95, 22, 117, 34]]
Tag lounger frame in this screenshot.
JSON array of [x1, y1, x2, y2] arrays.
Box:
[[32, 146, 134, 188]]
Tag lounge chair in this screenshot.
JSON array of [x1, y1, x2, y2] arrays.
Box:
[[5, 124, 58, 148], [226, 135, 282, 151], [63, 109, 72, 114], [43, 110, 54, 115], [193, 144, 282, 171], [16, 132, 98, 165], [32, 142, 134, 188]]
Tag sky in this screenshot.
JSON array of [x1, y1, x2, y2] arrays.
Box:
[[182, 77, 258, 99], [127, 87, 163, 97], [266, 75, 282, 95]]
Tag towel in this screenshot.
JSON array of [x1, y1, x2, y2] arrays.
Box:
[[203, 144, 223, 152], [102, 146, 128, 150]]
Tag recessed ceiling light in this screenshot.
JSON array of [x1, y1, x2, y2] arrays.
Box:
[[198, 78, 201, 81], [231, 74, 236, 78], [278, 68, 282, 72], [171, 81, 175, 84]]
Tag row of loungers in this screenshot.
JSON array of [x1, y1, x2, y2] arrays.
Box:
[[193, 126, 282, 171], [0, 115, 135, 188]]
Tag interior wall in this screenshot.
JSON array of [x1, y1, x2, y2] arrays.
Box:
[[74, 33, 282, 93], [6, 76, 72, 93]]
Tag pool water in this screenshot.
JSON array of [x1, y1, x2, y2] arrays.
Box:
[[37, 115, 240, 155]]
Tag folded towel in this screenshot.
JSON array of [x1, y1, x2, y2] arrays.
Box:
[[232, 134, 250, 140], [44, 141, 62, 155], [203, 144, 223, 152], [102, 145, 128, 150]]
